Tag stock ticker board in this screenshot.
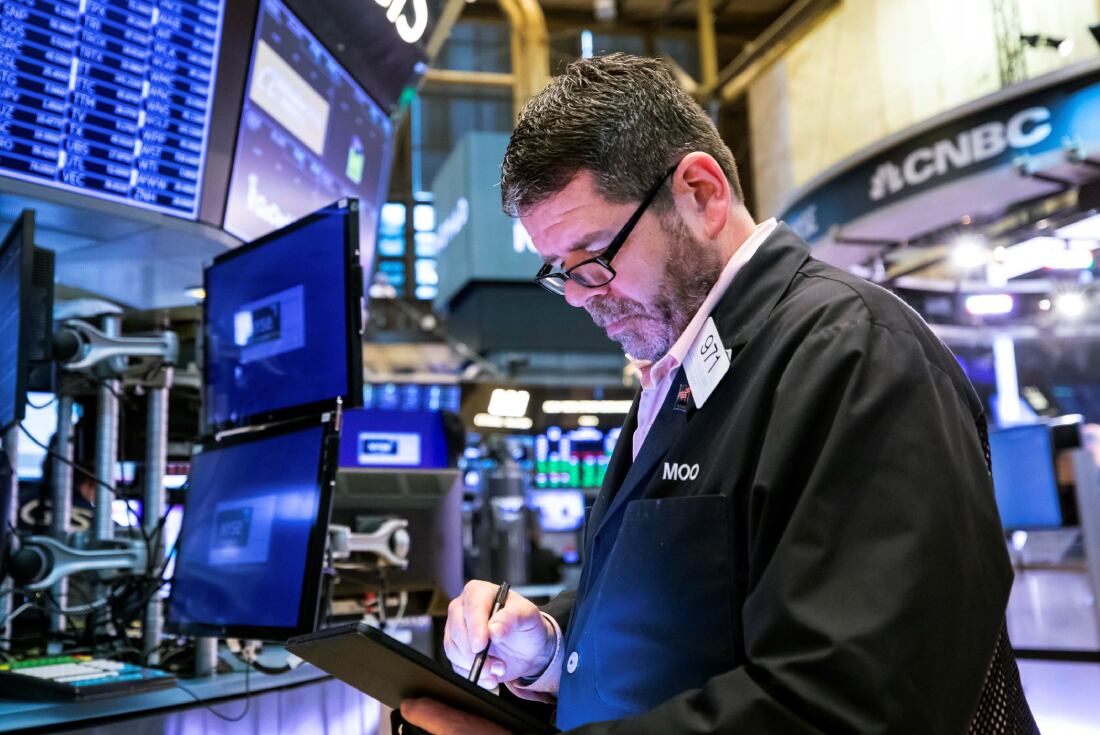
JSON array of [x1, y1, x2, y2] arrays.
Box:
[[0, 0, 224, 219]]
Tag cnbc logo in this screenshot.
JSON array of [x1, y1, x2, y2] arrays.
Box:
[[868, 106, 1052, 202], [376, 0, 429, 44]]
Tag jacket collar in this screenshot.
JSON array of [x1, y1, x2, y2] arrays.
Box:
[[710, 222, 811, 349]]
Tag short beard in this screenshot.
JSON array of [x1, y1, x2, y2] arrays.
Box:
[[587, 210, 723, 362]]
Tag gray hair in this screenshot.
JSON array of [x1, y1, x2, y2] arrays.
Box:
[[500, 53, 744, 217]]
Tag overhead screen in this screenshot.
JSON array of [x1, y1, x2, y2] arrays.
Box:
[[222, 0, 393, 278], [0, 0, 225, 219], [167, 422, 331, 639], [203, 201, 361, 429]]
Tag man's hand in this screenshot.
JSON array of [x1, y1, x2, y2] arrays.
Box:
[[443, 581, 556, 688], [400, 698, 512, 735]]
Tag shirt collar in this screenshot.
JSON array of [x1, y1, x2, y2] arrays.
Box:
[[631, 218, 777, 390]]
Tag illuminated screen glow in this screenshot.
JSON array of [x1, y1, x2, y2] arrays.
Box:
[[222, 0, 392, 279], [0, 0, 226, 219]]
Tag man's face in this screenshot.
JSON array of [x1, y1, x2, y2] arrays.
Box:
[[522, 171, 721, 362]]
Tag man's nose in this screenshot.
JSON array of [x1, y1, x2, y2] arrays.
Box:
[[564, 280, 607, 308]]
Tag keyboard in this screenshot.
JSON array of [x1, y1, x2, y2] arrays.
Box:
[[0, 655, 176, 701]]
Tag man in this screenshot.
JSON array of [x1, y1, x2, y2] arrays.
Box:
[[403, 54, 1037, 734]]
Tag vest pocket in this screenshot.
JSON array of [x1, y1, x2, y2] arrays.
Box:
[[591, 494, 734, 714]]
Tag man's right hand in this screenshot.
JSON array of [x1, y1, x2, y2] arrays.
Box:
[[443, 581, 556, 689]]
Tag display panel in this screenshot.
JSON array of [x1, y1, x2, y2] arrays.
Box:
[[167, 423, 331, 639], [0, 213, 32, 433], [0, 0, 225, 219], [528, 489, 585, 532], [204, 200, 362, 429], [222, 0, 393, 279], [339, 408, 449, 470], [989, 424, 1064, 529]]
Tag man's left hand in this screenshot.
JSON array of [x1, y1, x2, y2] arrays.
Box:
[[400, 697, 513, 735]]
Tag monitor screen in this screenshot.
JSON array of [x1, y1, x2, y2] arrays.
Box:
[[0, 214, 31, 434], [222, 0, 393, 280], [204, 201, 361, 429], [167, 423, 331, 638], [339, 408, 449, 470], [0, 0, 225, 219], [528, 489, 585, 533], [989, 424, 1063, 529]]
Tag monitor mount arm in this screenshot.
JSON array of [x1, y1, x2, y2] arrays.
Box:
[[7, 535, 148, 592], [329, 519, 411, 569], [52, 319, 178, 374]]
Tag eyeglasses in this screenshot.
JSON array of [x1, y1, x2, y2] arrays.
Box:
[[534, 165, 677, 296]]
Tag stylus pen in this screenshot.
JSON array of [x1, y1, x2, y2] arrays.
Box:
[[469, 581, 510, 683]]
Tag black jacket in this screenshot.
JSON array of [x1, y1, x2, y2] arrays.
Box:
[[542, 224, 1031, 734]]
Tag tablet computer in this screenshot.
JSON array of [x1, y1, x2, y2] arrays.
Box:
[[286, 622, 558, 734]]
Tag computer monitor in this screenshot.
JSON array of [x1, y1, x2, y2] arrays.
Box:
[[339, 408, 450, 470], [989, 423, 1064, 529], [203, 200, 363, 430], [222, 0, 394, 281], [1, 211, 54, 434], [166, 418, 337, 640], [528, 489, 585, 533]]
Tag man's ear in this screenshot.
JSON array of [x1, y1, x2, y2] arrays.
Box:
[[672, 153, 730, 239]]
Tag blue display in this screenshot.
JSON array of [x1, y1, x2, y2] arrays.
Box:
[[0, 0, 225, 219], [167, 424, 326, 634], [204, 204, 355, 428], [222, 0, 392, 279], [529, 489, 585, 532], [338, 408, 449, 470], [0, 216, 27, 433], [989, 424, 1063, 529]]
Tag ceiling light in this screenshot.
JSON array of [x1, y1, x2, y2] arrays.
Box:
[[184, 285, 205, 300], [1039, 298, 1052, 311], [965, 294, 1014, 316], [1045, 249, 1094, 270], [1055, 292, 1087, 319], [951, 236, 988, 270]]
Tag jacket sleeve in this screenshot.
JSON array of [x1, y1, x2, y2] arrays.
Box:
[[564, 320, 1013, 735], [540, 588, 576, 634]]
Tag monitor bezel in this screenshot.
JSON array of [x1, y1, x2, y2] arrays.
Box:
[[202, 199, 364, 434], [0, 211, 35, 435], [166, 413, 340, 641], [989, 422, 1065, 531]]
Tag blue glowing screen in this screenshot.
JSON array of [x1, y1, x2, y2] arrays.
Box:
[[204, 205, 352, 427], [338, 408, 449, 470], [989, 424, 1063, 529], [168, 424, 325, 633]]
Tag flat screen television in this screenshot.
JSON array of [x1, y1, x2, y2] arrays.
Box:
[[166, 416, 338, 640], [222, 0, 394, 282], [203, 199, 363, 430]]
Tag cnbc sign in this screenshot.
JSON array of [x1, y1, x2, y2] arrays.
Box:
[[376, 0, 429, 43]]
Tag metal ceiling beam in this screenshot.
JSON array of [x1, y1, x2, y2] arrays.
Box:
[[697, 0, 840, 104]]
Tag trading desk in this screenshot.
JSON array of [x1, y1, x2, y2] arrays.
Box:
[[0, 662, 382, 734]]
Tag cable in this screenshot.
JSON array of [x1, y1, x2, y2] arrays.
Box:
[[0, 602, 33, 628], [174, 661, 251, 722], [16, 423, 154, 551], [27, 396, 57, 410]]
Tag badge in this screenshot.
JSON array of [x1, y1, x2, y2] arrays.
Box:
[[674, 383, 691, 413], [682, 317, 730, 409]]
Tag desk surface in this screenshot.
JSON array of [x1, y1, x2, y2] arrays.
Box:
[[0, 662, 328, 733]]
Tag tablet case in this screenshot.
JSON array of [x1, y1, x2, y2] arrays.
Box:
[[286, 622, 558, 734]]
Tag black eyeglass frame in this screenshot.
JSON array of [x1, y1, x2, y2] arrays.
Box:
[[533, 164, 678, 295]]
